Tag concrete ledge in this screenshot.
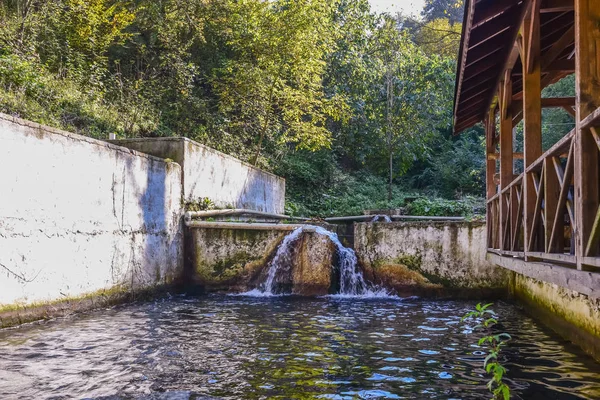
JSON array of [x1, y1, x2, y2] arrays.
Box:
[[488, 253, 600, 299], [0, 285, 176, 329]]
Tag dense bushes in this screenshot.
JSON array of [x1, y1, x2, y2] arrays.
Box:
[[1, 0, 486, 218]]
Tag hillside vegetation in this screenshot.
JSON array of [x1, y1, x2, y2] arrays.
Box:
[[1, 0, 488, 217]]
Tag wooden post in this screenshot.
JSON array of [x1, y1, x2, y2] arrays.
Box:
[[486, 110, 497, 249], [574, 0, 600, 266], [544, 158, 560, 252], [486, 110, 497, 199], [499, 76, 514, 250], [521, 6, 542, 258]]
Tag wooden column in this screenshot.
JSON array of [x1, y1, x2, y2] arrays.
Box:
[[575, 0, 600, 266], [486, 110, 497, 199], [521, 6, 542, 256], [499, 74, 513, 250], [485, 111, 497, 249]]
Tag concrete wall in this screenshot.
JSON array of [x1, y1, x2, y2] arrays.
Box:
[[0, 114, 183, 312], [111, 138, 285, 214], [511, 272, 600, 361], [354, 221, 509, 297]]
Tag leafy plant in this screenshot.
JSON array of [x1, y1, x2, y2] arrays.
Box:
[[186, 197, 215, 212], [462, 303, 512, 400]]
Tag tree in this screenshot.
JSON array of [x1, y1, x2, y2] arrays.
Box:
[[413, 18, 462, 59], [421, 0, 464, 24], [209, 0, 345, 166], [372, 16, 453, 200]]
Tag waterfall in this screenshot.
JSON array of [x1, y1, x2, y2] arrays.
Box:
[[246, 225, 390, 297], [260, 227, 304, 295]]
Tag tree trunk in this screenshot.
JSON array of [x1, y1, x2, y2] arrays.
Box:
[[388, 151, 393, 202]]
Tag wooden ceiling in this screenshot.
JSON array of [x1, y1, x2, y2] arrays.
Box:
[[453, 0, 574, 133]]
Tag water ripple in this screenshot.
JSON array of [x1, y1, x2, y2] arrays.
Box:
[[0, 297, 598, 399]]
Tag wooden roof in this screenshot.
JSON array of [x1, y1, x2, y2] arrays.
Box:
[[453, 0, 574, 133]]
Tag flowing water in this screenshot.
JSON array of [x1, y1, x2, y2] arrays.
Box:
[[253, 226, 388, 297], [1, 296, 599, 400], [370, 215, 392, 223]]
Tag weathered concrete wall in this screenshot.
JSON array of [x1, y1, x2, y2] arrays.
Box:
[[0, 114, 183, 314], [354, 222, 509, 297], [186, 227, 335, 295], [511, 272, 600, 361], [110, 138, 285, 214]]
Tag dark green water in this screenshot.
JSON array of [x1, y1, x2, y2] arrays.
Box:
[[0, 295, 599, 399]]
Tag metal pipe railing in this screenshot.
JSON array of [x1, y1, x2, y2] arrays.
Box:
[[184, 220, 314, 232], [184, 209, 308, 223], [324, 215, 466, 223]]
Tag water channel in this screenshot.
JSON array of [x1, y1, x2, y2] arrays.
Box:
[[1, 295, 599, 399]]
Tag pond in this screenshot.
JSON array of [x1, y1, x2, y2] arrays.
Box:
[[0, 295, 599, 399]]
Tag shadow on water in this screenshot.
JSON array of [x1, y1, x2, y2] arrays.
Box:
[[0, 296, 599, 399]]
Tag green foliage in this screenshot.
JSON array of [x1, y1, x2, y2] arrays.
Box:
[[407, 127, 486, 198], [186, 197, 215, 212], [406, 196, 483, 217], [462, 303, 512, 400], [0, 0, 479, 217], [421, 0, 464, 24]]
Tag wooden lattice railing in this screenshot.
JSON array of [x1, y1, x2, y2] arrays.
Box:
[[487, 129, 575, 264]]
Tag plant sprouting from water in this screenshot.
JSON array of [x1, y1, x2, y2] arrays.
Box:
[[462, 303, 512, 400]]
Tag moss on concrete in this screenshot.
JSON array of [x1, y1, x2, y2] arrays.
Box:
[[512, 272, 600, 361], [0, 284, 172, 329]]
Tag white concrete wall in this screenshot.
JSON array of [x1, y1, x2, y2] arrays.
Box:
[[110, 138, 286, 214], [0, 114, 183, 307], [354, 222, 508, 289]]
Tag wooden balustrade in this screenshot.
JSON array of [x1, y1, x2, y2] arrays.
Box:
[[487, 129, 576, 264]]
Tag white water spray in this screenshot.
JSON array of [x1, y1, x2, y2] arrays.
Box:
[[246, 225, 390, 297], [260, 227, 304, 295]]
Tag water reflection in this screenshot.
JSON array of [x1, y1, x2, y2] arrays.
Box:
[[0, 296, 599, 399]]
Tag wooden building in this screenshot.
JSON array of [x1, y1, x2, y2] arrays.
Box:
[[454, 0, 600, 272]]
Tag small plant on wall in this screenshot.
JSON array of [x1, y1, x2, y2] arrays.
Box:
[[462, 303, 512, 400], [186, 197, 215, 212]]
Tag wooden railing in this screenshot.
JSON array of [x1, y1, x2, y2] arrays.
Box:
[[487, 129, 575, 263]]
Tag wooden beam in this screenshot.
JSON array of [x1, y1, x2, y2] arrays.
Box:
[[473, 0, 518, 28], [465, 34, 513, 68], [527, 0, 542, 74], [453, 0, 476, 125], [464, 56, 502, 82], [581, 107, 600, 130], [546, 58, 575, 72], [541, 26, 575, 71], [513, 61, 574, 75], [501, 70, 513, 120], [488, 253, 600, 300], [510, 97, 575, 115], [521, 2, 543, 258], [541, 0, 574, 13], [488, 152, 524, 160], [548, 143, 573, 252], [513, 109, 524, 127], [486, 110, 498, 200], [540, 70, 567, 91], [470, 10, 518, 49], [544, 157, 561, 252], [499, 79, 514, 251], [574, 0, 600, 266], [562, 105, 576, 117]]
